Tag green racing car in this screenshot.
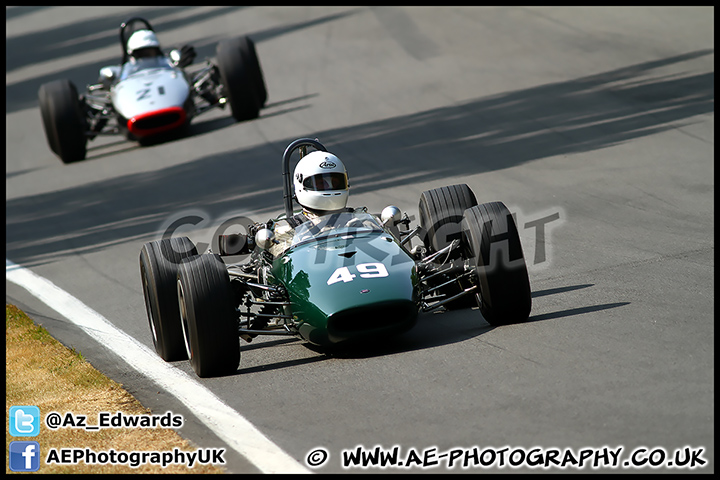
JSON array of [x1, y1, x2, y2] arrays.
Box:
[[139, 138, 532, 377]]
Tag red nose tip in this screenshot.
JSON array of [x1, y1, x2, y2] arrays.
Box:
[[127, 106, 186, 137]]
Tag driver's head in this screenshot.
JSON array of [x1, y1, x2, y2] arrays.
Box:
[[127, 29, 161, 58], [293, 151, 349, 214]]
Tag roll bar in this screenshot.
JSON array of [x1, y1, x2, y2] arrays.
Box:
[[282, 138, 327, 219], [120, 17, 155, 64]]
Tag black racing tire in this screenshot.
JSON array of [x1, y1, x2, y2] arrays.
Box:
[[419, 184, 478, 309], [215, 35, 264, 122], [240, 35, 267, 107], [38, 79, 88, 163], [461, 202, 532, 326], [139, 237, 198, 362], [419, 184, 478, 254], [177, 253, 239, 378]]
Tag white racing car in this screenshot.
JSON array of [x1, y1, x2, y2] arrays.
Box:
[[38, 17, 267, 163]]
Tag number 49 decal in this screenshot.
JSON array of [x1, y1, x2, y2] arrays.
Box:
[[327, 262, 388, 285]]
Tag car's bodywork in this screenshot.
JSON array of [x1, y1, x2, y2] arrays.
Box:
[[269, 211, 420, 346], [140, 138, 533, 377]]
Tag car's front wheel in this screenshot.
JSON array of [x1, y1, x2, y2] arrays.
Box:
[[215, 35, 266, 122], [177, 253, 239, 378], [38, 79, 88, 163], [139, 236, 198, 361], [461, 202, 532, 326]]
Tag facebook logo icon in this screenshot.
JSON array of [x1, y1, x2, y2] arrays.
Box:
[[9, 441, 41, 472], [9, 405, 40, 436]]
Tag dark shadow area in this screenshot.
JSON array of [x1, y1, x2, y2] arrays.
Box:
[[181, 115, 238, 139], [316, 310, 495, 360], [239, 337, 300, 352], [527, 302, 630, 323], [6, 8, 361, 114], [5, 6, 53, 21], [236, 354, 330, 375], [82, 143, 143, 162], [6, 50, 714, 268], [6, 167, 45, 180], [263, 93, 319, 109], [531, 284, 594, 298]]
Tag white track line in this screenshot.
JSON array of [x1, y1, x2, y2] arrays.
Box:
[[6, 258, 310, 474]]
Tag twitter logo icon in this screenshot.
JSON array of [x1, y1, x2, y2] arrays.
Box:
[[9, 406, 40, 436]]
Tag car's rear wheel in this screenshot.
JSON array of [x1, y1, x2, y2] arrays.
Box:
[[419, 184, 479, 309], [38, 79, 88, 163], [177, 253, 239, 378], [419, 184, 478, 255], [461, 202, 532, 325], [139, 237, 198, 361], [215, 35, 265, 122]]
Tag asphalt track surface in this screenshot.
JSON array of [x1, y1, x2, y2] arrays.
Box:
[[6, 6, 714, 473]]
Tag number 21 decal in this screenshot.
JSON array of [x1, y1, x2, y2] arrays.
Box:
[[136, 88, 151, 101], [136, 86, 165, 101], [327, 262, 389, 285]]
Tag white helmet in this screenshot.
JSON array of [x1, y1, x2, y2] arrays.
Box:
[[293, 151, 349, 213], [127, 29, 160, 55]]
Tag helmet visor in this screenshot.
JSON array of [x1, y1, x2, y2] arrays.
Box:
[[303, 173, 347, 192], [133, 47, 162, 58]]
